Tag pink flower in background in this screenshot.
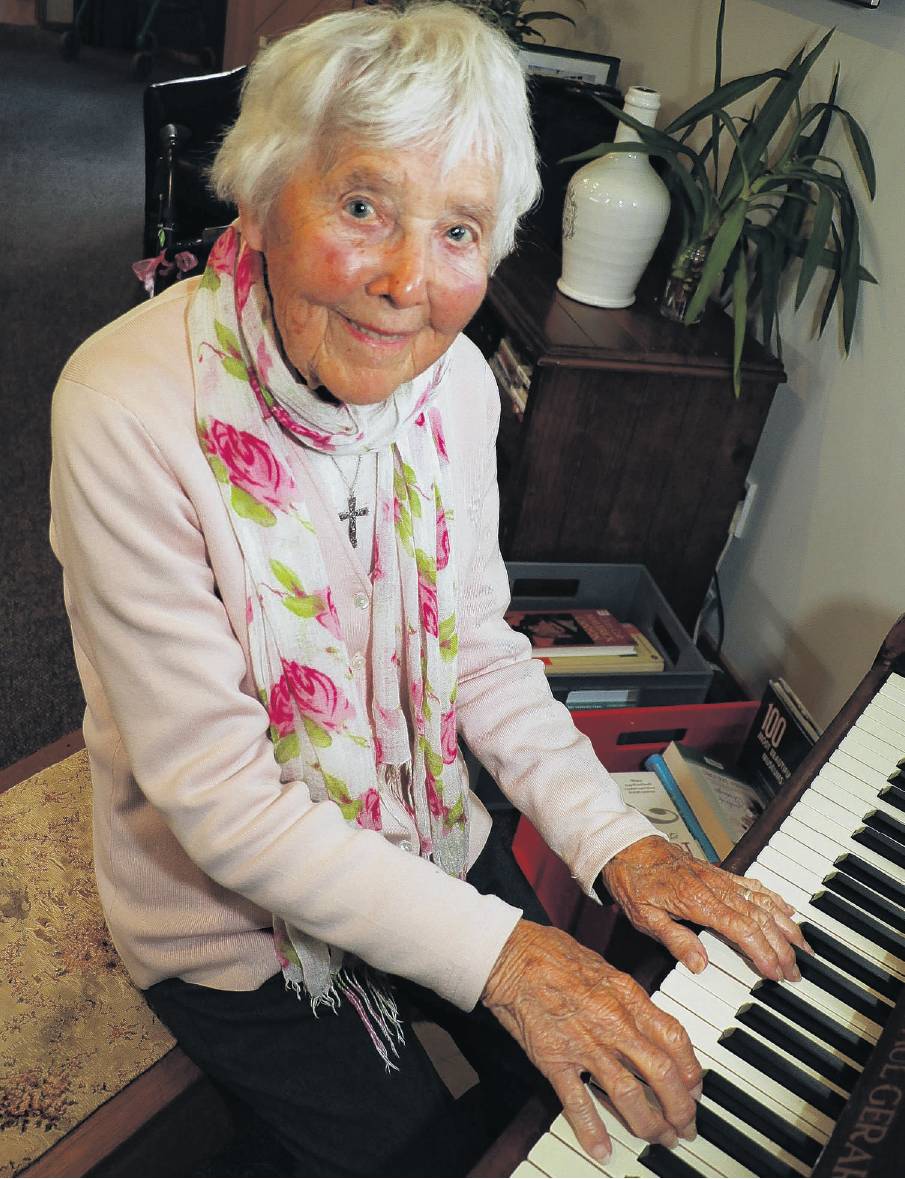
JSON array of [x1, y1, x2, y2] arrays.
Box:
[[282, 661, 354, 731], [204, 420, 295, 511], [429, 409, 448, 462], [268, 676, 295, 738], [418, 573, 439, 637], [314, 586, 343, 640], [440, 708, 458, 764], [356, 788, 382, 831], [436, 505, 450, 571]]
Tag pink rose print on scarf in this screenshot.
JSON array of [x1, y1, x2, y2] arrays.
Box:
[[418, 572, 439, 637], [314, 586, 343, 640], [373, 735, 385, 767], [426, 772, 449, 821], [429, 409, 449, 463], [204, 420, 296, 511], [206, 227, 237, 274], [371, 534, 385, 585], [440, 708, 458, 765], [282, 661, 355, 731], [268, 676, 295, 738], [436, 504, 450, 571], [410, 679, 426, 736], [235, 245, 256, 316], [270, 403, 337, 450], [356, 787, 382, 831]]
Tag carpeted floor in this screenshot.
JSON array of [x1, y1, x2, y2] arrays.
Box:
[[0, 24, 195, 771]]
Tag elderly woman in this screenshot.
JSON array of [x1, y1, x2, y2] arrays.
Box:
[[49, 4, 807, 1175]]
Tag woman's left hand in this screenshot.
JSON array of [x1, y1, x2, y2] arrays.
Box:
[[601, 835, 812, 982]]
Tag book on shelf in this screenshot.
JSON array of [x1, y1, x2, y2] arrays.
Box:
[[563, 686, 641, 710], [505, 607, 637, 656], [644, 741, 764, 862], [735, 677, 821, 801], [612, 771, 709, 861], [538, 626, 665, 677]]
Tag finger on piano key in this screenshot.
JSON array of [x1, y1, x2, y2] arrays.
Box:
[[528, 1130, 620, 1178], [747, 860, 905, 979], [662, 967, 861, 1093], [651, 990, 835, 1138], [551, 1100, 751, 1179], [511, 1162, 549, 1177], [698, 929, 883, 1041]]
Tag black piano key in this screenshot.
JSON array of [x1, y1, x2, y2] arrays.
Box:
[[639, 1144, 703, 1177], [721, 1026, 846, 1118], [695, 1102, 795, 1177], [802, 923, 902, 1002], [866, 810, 905, 846], [754, 979, 873, 1064], [795, 943, 894, 1021], [825, 871, 905, 935], [879, 782, 905, 813], [702, 1071, 822, 1166], [811, 891, 905, 958], [838, 852, 905, 910], [854, 824, 905, 871], [735, 1004, 860, 1090]]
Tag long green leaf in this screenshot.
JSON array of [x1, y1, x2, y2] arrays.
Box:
[[838, 187, 861, 351], [795, 185, 834, 309], [731, 245, 749, 397], [819, 222, 843, 337], [685, 198, 749, 323], [662, 70, 788, 137], [721, 29, 834, 207]]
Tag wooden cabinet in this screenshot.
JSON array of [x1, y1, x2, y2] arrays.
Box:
[[466, 237, 786, 632]]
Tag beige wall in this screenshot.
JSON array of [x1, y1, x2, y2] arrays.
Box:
[[550, 0, 903, 726], [223, 0, 351, 68]]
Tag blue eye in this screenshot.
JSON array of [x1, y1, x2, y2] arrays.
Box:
[[345, 199, 374, 219], [447, 224, 474, 244]]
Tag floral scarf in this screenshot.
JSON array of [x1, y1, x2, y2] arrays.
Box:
[[188, 225, 468, 1066]]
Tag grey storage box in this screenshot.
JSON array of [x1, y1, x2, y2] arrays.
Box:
[[505, 562, 713, 707]]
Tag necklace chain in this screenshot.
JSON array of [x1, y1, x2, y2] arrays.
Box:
[[329, 454, 363, 495]]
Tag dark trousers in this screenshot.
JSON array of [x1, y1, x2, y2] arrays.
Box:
[[145, 819, 551, 1177]]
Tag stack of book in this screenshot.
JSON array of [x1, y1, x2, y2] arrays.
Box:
[[643, 741, 764, 863], [612, 770, 710, 862], [503, 607, 665, 678], [488, 335, 533, 417]]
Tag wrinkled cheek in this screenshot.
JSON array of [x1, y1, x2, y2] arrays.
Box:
[[437, 274, 488, 333]]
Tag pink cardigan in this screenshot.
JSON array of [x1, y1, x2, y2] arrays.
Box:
[[49, 279, 657, 1010]]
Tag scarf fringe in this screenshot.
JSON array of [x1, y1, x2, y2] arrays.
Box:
[[286, 965, 404, 1073]]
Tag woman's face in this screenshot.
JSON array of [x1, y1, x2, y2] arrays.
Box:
[[241, 143, 497, 404]]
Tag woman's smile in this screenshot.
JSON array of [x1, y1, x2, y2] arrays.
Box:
[[241, 144, 496, 404]]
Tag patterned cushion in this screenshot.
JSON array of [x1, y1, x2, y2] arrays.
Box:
[[0, 750, 176, 1175]]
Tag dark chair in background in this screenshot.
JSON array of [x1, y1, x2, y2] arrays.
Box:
[[141, 65, 245, 293]]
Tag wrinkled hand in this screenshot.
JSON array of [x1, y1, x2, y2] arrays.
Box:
[[482, 919, 702, 1164], [602, 835, 812, 982]]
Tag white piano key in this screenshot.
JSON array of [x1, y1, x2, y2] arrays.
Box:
[[747, 861, 905, 980], [695, 1089, 811, 1176], [662, 967, 858, 1089], [828, 747, 896, 794], [783, 803, 905, 887], [858, 708, 905, 749], [812, 771, 905, 829], [816, 763, 890, 808], [836, 729, 901, 777], [548, 1113, 643, 1179], [528, 1130, 612, 1178], [511, 1162, 549, 1177], [651, 989, 835, 1138], [698, 930, 883, 1040], [868, 689, 905, 728], [771, 826, 905, 914], [880, 673, 905, 706]]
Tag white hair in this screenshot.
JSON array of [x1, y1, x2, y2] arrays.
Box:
[[210, 2, 539, 266]]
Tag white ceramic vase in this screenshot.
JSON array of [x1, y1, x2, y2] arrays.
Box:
[[558, 86, 671, 309]]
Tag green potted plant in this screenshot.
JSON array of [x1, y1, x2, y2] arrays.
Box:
[[567, 0, 876, 394]]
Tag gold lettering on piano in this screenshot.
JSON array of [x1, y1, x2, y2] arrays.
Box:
[[832, 1033, 905, 1176]]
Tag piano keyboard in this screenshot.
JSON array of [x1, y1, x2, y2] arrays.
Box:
[[511, 672, 905, 1177]]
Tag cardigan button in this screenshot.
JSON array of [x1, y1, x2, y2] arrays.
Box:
[[353, 591, 369, 610], [351, 653, 366, 672]]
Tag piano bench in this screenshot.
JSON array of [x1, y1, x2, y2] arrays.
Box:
[[0, 733, 236, 1178]]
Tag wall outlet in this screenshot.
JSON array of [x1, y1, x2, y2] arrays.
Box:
[[733, 480, 759, 540]]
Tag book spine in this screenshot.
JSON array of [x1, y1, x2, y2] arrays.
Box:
[[643, 754, 720, 864]]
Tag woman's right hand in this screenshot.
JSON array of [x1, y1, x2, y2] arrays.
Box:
[[481, 920, 702, 1165]]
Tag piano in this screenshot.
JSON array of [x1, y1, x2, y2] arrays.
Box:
[[475, 617, 905, 1178]]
